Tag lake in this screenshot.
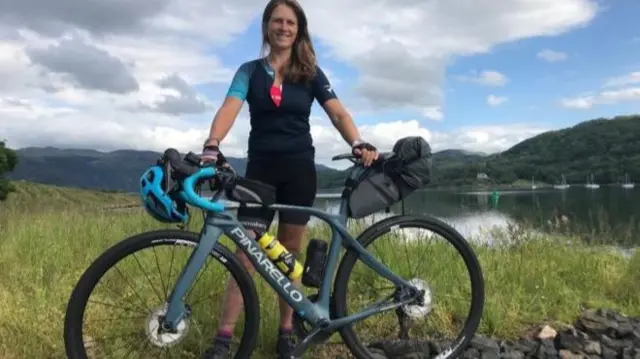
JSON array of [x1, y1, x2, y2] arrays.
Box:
[[309, 186, 639, 247]]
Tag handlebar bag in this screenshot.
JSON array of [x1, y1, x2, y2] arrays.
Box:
[[347, 136, 433, 219]]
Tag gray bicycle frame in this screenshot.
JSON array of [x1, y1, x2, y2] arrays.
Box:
[[162, 169, 417, 335]]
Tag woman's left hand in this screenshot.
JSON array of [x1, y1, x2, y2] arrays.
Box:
[[352, 141, 379, 167]]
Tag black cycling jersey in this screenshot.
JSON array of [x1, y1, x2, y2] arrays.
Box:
[[226, 57, 337, 160]]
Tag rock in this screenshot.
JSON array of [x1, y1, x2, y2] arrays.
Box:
[[601, 345, 617, 359], [576, 308, 619, 337], [513, 338, 540, 354], [554, 331, 584, 352], [621, 347, 634, 359], [538, 325, 557, 339], [583, 340, 601, 355], [369, 339, 432, 357], [558, 349, 584, 359], [369, 347, 388, 359], [362, 307, 640, 359], [536, 338, 558, 358], [480, 350, 499, 359], [617, 321, 634, 337], [461, 347, 480, 359], [632, 329, 640, 345], [399, 353, 425, 359], [565, 326, 590, 341], [470, 334, 500, 352], [430, 339, 453, 354], [500, 351, 524, 359], [499, 339, 538, 355]]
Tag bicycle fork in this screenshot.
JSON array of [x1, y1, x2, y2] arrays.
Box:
[[161, 224, 223, 331]]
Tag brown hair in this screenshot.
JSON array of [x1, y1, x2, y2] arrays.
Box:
[[261, 0, 317, 84]]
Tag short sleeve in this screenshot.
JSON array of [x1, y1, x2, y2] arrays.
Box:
[[226, 62, 254, 101], [312, 66, 338, 105]]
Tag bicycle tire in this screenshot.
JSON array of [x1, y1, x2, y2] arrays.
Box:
[[332, 215, 485, 359], [63, 229, 260, 359]]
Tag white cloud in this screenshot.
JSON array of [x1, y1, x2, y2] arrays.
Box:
[[487, 94, 508, 107], [440, 124, 549, 155], [1, 94, 549, 169], [1, 0, 599, 160], [603, 71, 640, 87], [25, 36, 140, 94], [537, 49, 568, 62], [0, 0, 260, 154], [304, 0, 597, 115], [561, 71, 640, 109], [561, 87, 640, 109], [310, 118, 549, 169], [561, 96, 595, 109], [422, 106, 444, 121], [458, 70, 509, 87]]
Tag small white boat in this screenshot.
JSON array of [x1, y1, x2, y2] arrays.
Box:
[[622, 173, 634, 189], [585, 174, 599, 189], [553, 174, 570, 190]]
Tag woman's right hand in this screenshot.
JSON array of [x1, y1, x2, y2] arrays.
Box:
[[200, 144, 220, 165]]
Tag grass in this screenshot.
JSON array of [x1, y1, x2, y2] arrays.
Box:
[[0, 181, 639, 358]]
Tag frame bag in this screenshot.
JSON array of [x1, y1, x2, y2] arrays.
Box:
[[347, 136, 433, 219], [224, 177, 277, 206]]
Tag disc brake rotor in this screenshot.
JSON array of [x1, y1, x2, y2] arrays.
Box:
[[402, 278, 433, 319], [145, 305, 190, 348]]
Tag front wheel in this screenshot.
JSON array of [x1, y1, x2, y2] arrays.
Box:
[[333, 215, 485, 359], [63, 229, 260, 359]]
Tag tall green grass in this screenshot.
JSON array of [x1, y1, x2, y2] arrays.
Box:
[[0, 182, 638, 358]]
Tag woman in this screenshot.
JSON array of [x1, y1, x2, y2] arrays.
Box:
[[200, 1, 378, 358]]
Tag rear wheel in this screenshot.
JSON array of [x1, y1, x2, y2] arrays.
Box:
[[333, 215, 485, 359], [63, 229, 260, 358]]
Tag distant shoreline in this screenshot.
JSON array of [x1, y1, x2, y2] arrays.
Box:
[[9, 178, 635, 198]]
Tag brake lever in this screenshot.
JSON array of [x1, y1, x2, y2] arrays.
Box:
[[184, 152, 202, 167], [206, 165, 233, 191]]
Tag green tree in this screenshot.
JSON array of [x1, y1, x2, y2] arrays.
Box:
[[0, 140, 19, 201]]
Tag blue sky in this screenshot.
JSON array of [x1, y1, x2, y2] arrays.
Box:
[[211, 1, 640, 133], [1, 0, 639, 164]]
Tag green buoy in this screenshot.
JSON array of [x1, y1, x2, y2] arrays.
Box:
[[491, 189, 500, 207]]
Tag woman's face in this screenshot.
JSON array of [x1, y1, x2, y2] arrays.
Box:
[[266, 4, 298, 51]]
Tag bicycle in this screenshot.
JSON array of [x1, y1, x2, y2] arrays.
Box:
[[63, 142, 485, 359]]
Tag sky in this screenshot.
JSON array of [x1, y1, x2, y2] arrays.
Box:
[[1, 0, 639, 169]]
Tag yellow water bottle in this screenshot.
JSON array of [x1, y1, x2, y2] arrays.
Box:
[[257, 233, 303, 280]]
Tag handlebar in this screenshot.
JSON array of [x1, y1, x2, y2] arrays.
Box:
[[161, 148, 230, 213], [331, 151, 395, 163], [179, 166, 226, 213], [158, 148, 396, 214]]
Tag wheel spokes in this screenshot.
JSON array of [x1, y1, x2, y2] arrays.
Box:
[[79, 242, 245, 358], [344, 224, 474, 347]]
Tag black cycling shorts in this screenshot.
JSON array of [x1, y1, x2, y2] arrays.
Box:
[[236, 157, 317, 232]]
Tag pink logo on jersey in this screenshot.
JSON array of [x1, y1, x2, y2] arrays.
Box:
[[270, 85, 282, 107]]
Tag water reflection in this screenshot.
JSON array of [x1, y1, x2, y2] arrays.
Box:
[[310, 186, 640, 247], [209, 185, 638, 247], [310, 197, 519, 245]]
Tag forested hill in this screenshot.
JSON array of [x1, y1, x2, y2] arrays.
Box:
[[439, 114, 640, 187], [7, 146, 483, 192], [7, 147, 340, 193], [6, 114, 640, 191], [497, 114, 640, 185], [319, 114, 640, 188]]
